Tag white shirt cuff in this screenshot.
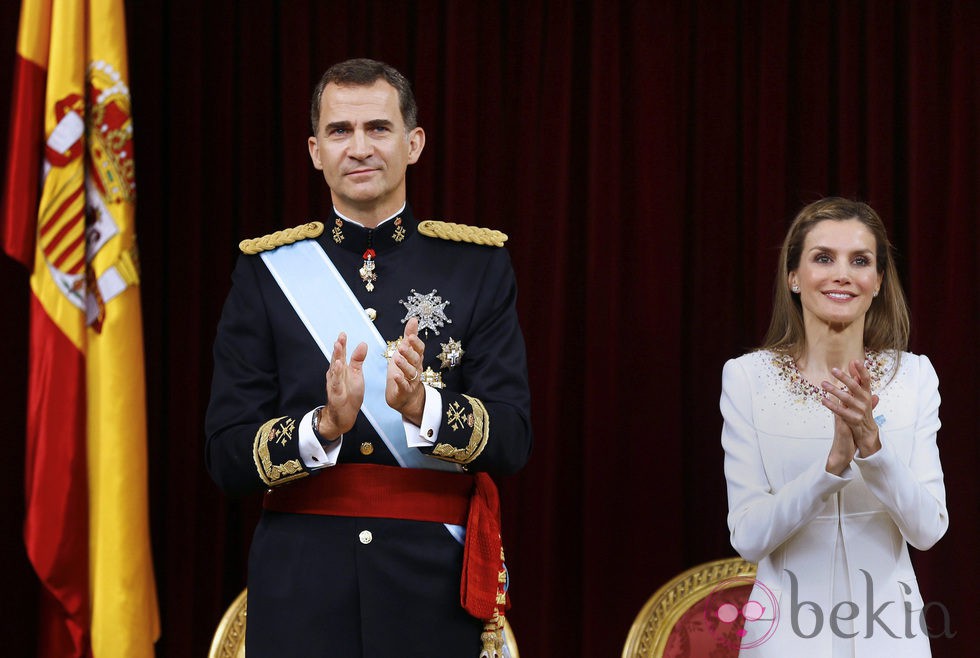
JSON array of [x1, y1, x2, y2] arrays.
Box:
[[405, 384, 443, 448], [298, 407, 343, 468]]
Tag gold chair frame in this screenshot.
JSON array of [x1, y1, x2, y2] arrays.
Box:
[[209, 588, 247, 658], [621, 557, 757, 658]]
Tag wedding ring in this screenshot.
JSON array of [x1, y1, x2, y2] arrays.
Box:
[[409, 369, 420, 382]]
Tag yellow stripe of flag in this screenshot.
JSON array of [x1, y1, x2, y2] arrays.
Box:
[[84, 0, 160, 654]]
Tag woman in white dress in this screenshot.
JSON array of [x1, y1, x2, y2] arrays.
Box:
[[721, 198, 948, 657]]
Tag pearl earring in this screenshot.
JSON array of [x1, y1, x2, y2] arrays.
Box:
[[873, 289, 879, 297], [791, 284, 800, 293]]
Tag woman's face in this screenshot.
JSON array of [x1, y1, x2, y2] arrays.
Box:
[[789, 219, 884, 333]]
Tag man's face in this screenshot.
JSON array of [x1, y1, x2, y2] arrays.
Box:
[[308, 80, 424, 221]]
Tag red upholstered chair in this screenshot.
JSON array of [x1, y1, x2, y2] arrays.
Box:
[[208, 588, 520, 657], [622, 557, 757, 658]]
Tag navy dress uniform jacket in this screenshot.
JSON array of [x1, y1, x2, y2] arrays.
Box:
[[205, 206, 532, 657]]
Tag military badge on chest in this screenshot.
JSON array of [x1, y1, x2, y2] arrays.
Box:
[[393, 289, 465, 390], [400, 289, 451, 335], [331, 215, 409, 293], [437, 338, 464, 369], [359, 249, 377, 292]]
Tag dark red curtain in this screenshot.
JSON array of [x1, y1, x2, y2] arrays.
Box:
[[1, 2, 976, 656]]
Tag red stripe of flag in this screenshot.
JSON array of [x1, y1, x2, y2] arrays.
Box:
[[2, 55, 46, 266], [23, 294, 90, 656]]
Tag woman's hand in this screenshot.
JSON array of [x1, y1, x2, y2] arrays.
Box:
[[821, 359, 882, 461], [825, 413, 857, 475]]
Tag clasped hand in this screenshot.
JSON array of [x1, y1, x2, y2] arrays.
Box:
[[316, 317, 427, 440], [822, 359, 882, 475]]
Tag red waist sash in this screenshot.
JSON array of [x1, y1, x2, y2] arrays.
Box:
[[263, 463, 505, 620]]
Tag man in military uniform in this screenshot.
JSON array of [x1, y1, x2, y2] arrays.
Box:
[[205, 58, 532, 657]]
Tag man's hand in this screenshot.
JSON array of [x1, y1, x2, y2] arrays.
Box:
[[386, 317, 426, 425], [318, 332, 368, 440]]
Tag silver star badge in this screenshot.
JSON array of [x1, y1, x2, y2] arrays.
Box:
[[400, 289, 452, 335]]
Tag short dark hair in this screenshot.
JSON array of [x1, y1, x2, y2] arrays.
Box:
[[310, 58, 418, 136]]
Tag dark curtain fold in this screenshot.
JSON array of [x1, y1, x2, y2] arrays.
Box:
[[0, 2, 975, 656]]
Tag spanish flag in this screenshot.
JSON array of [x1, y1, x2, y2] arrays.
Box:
[[2, 1, 160, 656]]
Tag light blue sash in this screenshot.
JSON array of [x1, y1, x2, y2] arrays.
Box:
[[260, 239, 465, 543]]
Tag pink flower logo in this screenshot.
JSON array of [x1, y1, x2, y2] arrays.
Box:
[[703, 576, 780, 649]]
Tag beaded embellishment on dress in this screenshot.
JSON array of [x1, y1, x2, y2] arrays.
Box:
[[772, 351, 888, 404]]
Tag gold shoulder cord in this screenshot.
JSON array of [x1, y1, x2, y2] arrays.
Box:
[[239, 221, 325, 254], [417, 220, 508, 247]]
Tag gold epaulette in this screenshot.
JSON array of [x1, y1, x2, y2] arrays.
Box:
[[238, 221, 324, 254], [417, 220, 508, 247]]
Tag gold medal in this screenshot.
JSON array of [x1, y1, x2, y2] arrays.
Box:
[[437, 338, 464, 369], [393, 216, 406, 243], [359, 249, 377, 292], [419, 367, 445, 389], [383, 338, 401, 360]]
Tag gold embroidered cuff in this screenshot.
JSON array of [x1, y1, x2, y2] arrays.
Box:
[[432, 394, 489, 464], [253, 416, 308, 487]]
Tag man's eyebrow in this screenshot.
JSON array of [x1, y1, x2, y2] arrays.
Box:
[[323, 120, 353, 133], [364, 119, 395, 129]]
